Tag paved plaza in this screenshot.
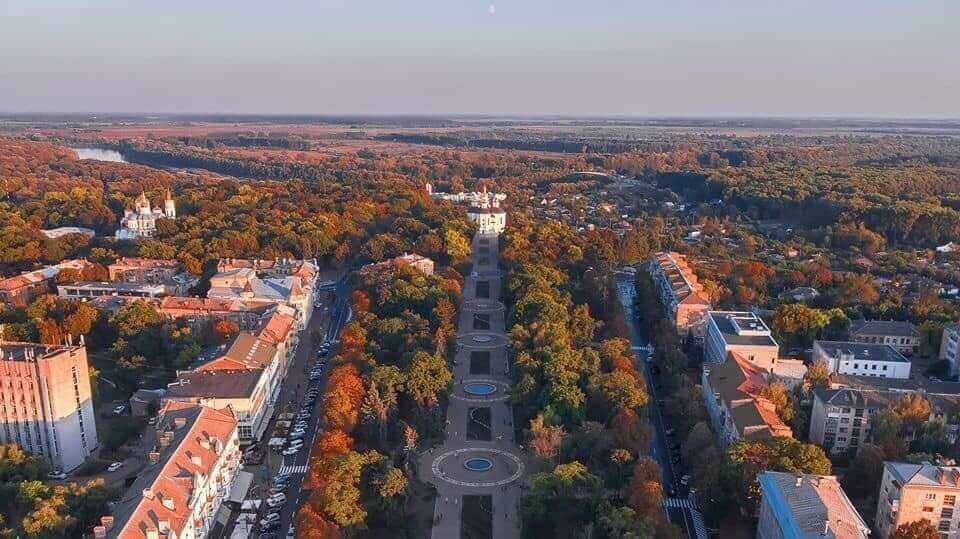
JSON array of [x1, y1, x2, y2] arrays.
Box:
[[419, 232, 525, 539]]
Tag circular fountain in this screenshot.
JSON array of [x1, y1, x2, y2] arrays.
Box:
[[464, 382, 498, 396], [464, 457, 494, 472]]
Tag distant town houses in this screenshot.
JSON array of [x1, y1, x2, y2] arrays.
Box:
[[98, 401, 241, 539], [647, 251, 711, 339], [115, 190, 176, 240], [108, 257, 198, 296], [58, 281, 168, 300], [812, 340, 912, 380], [360, 253, 435, 276], [0, 339, 98, 472], [757, 472, 869, 539], [704, 310, 779, 368], [208, 258, 319, 329], [701, 352, 793, 448], [0, 258, 93, 307], [157, 296, 273, 329], [875, 461, 960, 538], [848, 319, 919, 356]]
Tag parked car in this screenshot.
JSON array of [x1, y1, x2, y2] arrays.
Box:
[[680, 474, 691, 486], [267, 494, 287, 507], [107, 461, 125, 472], [112, 404, 127, 415], [46, 470, 67, 480], [282, 446, 300, 456]]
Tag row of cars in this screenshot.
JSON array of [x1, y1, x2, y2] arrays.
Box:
[[257, 340, 332, 536], [257, 473, 296, 537]]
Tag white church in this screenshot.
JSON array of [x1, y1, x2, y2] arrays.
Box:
[[115, 190, 176, 240], [427, 183, 507, 235]]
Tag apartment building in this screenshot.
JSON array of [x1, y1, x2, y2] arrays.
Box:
[[0, 340, 98, 472], [100, 401, 240, 539], [58, 281, 167, 300], [647, 251, 711, 338], [875, 461, 960, 538], [157, 296, 272, 329], [810, 386, 960, 457], [702, 352, 792, 448], [162, 311, 295, 443], [849, 320, 919, 356], [757, 471, 869, 539], [939, 324, 960, 378], [107, 257, 197, 296], [0, 259, 92, 307], [704, 311, 779, 367], [813, 341, 912, 380], [209, 258, 318, 329]]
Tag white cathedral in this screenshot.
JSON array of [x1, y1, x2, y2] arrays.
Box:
[[115, 190, 176, 240]]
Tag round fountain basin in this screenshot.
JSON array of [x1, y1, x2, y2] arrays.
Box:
[[472, 335, 493, 343], [464, 457, 494, 472], [464, 382, 497, 396]]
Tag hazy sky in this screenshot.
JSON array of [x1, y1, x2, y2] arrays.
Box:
[[1, 0, 957, 117]]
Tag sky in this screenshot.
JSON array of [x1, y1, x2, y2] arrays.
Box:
[[1, 0, 958, 117]]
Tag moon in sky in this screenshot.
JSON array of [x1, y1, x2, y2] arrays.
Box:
[[488, 4, 495, 15]]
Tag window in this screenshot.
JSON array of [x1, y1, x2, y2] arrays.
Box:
[[883, 365, 888, 371], [924, 506, 935, 512], [939, 520, 952, 532], [941, 507, 953, 519], [854, 363, 859, 369], [928, 493, 939, 501], [945, 495, 956, 505]]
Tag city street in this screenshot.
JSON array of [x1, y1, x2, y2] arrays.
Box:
[[233, 276, 351, 538], [615, 273, 707, 539]]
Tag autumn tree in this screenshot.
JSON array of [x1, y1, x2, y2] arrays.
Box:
[[890, 520, 940, 539], [527, 413, 565, 461]]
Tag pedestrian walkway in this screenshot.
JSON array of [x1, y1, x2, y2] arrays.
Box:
[[662, 497, 694, 509], [278, 463, 308, 475], [419, 232, 524, 539], [690, 506, 708, 539]]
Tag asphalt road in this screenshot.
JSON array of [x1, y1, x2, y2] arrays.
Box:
[[248, 277, 351, 538], [615, 274, 700, 538]]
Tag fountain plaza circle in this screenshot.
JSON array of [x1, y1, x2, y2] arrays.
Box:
[[464, 458, 494, 472], [464, 299, 505, 312], [456, 332, 507, 348], [464, 382, 498, 396], [431, 448, 524, 488]]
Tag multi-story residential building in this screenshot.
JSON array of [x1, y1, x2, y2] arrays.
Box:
[[361, 253, 435, 276], [108, 257, 197, 296], [810, 386, 960, 457], [99, 401, 240, 539], [209, 258, 318, 329], [849, 320, 919, 356], [757, 471, 870, 539], [0, 259, 92, 307], [0, 340, 98, 471], [939, 323, 960, 378], [162, 311, 294, 443], [875, 461, 960, 538], [115, 190, 176, 240], [647, 252, 711, 338], [704, 311, 779, 367], [813, 341, 912, 380], [58, 281, 167, 300], [157, 296, 272, 329], [702, 352, 793, 448]]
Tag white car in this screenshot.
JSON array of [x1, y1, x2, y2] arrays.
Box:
[[287, 440, 304, 450], [261, 512, 281, 523], [282, 446, 300, 456], [46, 470, 67, 480], [107, 461, 124, 472], [112, 405, 127, 415], [267, 494, 287, 507], [288, 431, 306, 440]]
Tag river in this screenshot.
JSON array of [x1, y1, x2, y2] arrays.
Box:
[[72, 147, 127, 163]]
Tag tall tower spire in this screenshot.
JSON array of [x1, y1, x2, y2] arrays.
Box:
[[164, 188, 176, 219]]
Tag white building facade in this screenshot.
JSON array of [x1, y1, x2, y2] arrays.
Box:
[[813, 340, 912, 380], [115, 190, 176, 240]]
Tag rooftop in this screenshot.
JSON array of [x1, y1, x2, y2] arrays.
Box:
[[815, 340, 910, 363], [709, 311, 778, 347], [109, 402, 237, 539], [706, 352, 792, 440], [0, 341, 83, 363], [885, 462, 960, 489], [849, 319, 918, 338], [165, 369, 263, 399], [758, 471, 869, 538]]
